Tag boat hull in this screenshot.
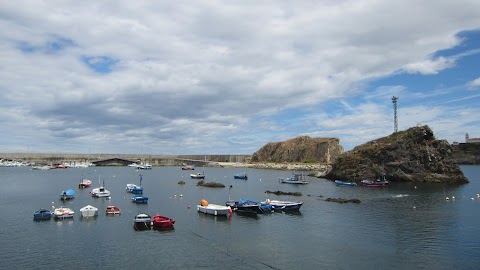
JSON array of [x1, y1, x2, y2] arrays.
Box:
[[152, 214, 175, 229], [335, 180, 357, 187]]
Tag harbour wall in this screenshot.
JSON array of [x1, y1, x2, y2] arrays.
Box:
[[0, 153, 250, 166]]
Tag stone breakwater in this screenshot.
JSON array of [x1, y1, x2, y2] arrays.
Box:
[[214, 162, 330, 177]]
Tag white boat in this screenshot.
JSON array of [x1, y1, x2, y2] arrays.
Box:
[[91, 178, 111, 198], [79, 205, 98, 218], [52, 207, 75, 220], [197, 200, 231, 216]]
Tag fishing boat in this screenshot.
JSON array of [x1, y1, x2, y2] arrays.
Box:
[[33, 208, 52, 220], [181, 165, 195, 170], [131, 194, 149, 204], [197, 199, 232, 216], [52, 207, 75, 220], [279, 173, 308, 184], [335, 180, 358, 187], [152, 214, 175, 229], [79, 205, 98, 218], [105, 205, 121, 215], [133, 213, 152, 230], [233, 171, 248, 180], [262, 199, 304, 211], [60, 188, 75, 200]]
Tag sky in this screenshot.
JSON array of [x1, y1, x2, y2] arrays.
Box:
[[1, 1, 480, 155]]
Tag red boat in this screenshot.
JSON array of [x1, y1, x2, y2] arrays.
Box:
[[152, 214, 175, 229], [79, 179, 92, 188], [105, 205, 121, 215], [181, 165, 195, 170]]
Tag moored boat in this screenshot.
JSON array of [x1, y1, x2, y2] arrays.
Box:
[[335, 180, 358, 187], [190, 170, 205, 179], [33, 208, 52, 220], [79, 205, 98, 218], [226, 199, 273, 213], [152, 214, 175, 229], [106, 205, 121, 215], [181, 165, 195, 170], [126, 175, 144, 194], [279, 173, 308, 184], [233, 172, 248, 180], [52, 207, 75, 220], [262, 199, 304, 211], [79, 178, 92, 188], [361, 175, 389, 187], [134, 213, 152, 230], [131, 194, 149, 204], [60, 188, 75, 200], [197, 199, 231, 216]]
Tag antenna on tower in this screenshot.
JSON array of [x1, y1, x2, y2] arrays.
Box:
[[392, 96, 398, 133]]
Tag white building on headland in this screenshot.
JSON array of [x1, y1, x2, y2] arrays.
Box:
[[465, 133, 480, 144]]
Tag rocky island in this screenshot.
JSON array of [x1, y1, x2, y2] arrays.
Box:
[[325, 125, 468, 184]]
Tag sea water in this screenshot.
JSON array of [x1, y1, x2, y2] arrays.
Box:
[[0, 165, 479, 269]]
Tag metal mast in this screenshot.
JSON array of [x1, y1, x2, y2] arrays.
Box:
[[392, 96, 398, 133]]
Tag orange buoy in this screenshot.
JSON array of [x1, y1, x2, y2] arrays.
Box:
[[200, 199, 208, 206]]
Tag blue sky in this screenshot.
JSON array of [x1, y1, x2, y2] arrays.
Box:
[[0, 1, 479, 155]]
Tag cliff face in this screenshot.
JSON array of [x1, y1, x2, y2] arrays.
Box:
[[250, 136, 343, 164], [325, 125, 468, 184]]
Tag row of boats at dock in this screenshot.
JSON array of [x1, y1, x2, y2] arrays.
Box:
[[33, 205, 122, 221]]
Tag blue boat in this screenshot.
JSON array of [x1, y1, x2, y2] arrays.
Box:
[[33, 208, 52, 220], [131, 194, 149, 204], [126, 174, 144, 194], [60, 188, 75, 200], [335, 180, 357, 187], [233, 172, 248, 180]]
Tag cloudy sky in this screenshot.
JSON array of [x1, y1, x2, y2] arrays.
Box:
[[1, 1, 479, 155]]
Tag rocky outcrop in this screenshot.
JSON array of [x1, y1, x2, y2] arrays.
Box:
[[250, 136, 343, 164], [325, 125, 468, 184]]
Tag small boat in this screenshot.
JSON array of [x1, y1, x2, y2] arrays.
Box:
[[136, 164, 152, 170], [133, 213, 152, 230], [233, 172, 248, 180], [361, 175, 389, 187], [79, 205, 98, 218], [91, 179, 111, 198], [52, 207, 75, 220], [126, 175, 144, 194], [279, 173, 308, 184], [335, 180, 357, 187], [78, 178, 92, 188], [181, 165, 195, 170], [60, 188, 75, 200], [226, 199, 273, 213], [131, 194, 149, 204], [106, 205, 121, 215], [33, 208, 52, 220], [152, 214, 175, 229], [197, 199, 231, 216], [190, 172, 205, 179], [262, 199, 304, 211]]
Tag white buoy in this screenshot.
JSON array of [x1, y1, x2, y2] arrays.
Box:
[[446, 197, 449, 200], [413, 206, 416, 209], [471, 198, 475, 200], [452, 196, 455, 200], [180, 194, 183, 197], [414, 186, 417, 189]]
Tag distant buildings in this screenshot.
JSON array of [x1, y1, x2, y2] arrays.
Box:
[[465, 133, 480, 144]]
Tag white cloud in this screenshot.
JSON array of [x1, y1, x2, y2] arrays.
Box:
[[467, 77, 480, 89], [402, 56, 455, 75]]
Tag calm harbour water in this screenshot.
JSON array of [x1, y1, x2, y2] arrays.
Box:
[[0, 165, 479, 270]]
